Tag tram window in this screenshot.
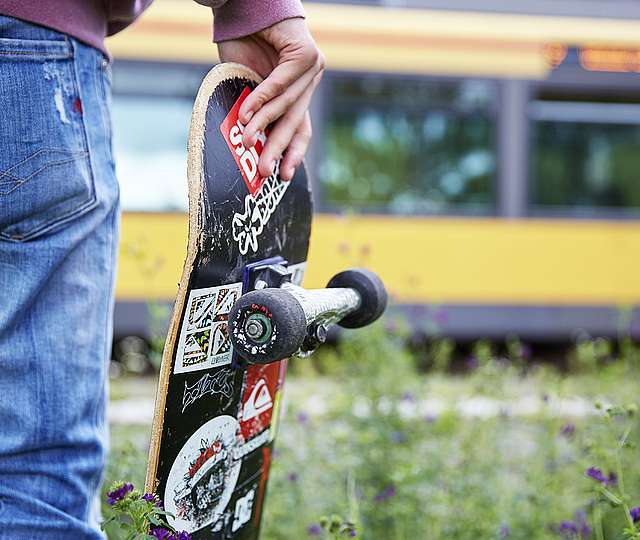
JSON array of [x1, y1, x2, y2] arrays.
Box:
[[319, 75, 496, 214], [113, 95, 192, 211], [112, 62, 208, 212], [530, 99, 640, 213]]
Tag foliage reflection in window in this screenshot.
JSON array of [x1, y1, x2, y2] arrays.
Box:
[[319, 76, 496, 214]]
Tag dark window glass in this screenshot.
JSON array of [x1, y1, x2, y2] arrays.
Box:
[[531, 100, 640, 213], [319, 75, 496, 214]]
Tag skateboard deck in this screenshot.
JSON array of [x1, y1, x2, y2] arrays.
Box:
[[145, 63, 312, 539]]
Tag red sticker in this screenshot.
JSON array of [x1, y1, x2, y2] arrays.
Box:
[[219, 87, 269, 197], [239, 361, 280, 441]]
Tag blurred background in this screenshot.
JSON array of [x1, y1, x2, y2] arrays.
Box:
[[107, 0, 640, 356], [103, 2, 640, 538]]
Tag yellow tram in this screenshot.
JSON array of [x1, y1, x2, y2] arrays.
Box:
[[108, 0, 640, 341]]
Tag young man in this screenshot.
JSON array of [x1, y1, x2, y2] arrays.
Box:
[[0, 1, 323, 537]]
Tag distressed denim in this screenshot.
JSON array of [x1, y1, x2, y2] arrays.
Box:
[[0, 16, 118, 539]]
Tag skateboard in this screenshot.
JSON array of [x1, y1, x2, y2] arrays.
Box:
[[145, 63, 387, 539]]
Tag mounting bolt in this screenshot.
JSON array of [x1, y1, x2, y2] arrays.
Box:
[[314, 324, 327, 344], [243, 312, 273, 344], [246, 320, 264, 339]]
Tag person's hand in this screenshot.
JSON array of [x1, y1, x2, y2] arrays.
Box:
[[217, 17, 324, 181]]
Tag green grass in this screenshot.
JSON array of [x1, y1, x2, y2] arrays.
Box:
[[106, 327, 640, 539]]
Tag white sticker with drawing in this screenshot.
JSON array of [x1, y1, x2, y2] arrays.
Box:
[[165, 415, 241, 533], [175, 283, 242, 374]]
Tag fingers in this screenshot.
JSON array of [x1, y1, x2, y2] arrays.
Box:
[[257, 71, 321, 178], [279, 113, 312, 181], [239, 34, 324, 148], [241, 65, 317, 149], [238, 36, 322, 121]]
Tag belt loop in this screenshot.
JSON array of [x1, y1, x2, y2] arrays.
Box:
[[65, 35, 75, 59]]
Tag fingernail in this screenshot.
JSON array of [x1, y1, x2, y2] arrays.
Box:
[[244, 109, 254, 122]]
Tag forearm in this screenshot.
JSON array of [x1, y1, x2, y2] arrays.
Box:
[[195, 0, 305, 42]]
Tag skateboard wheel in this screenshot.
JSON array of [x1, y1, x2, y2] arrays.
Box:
[[228, 288, 307, 364], [327, 268, 387, 329]]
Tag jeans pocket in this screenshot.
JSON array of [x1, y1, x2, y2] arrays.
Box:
[[0, 36, 97, 242]]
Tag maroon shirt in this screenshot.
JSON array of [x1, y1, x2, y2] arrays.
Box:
[[0, 0, 305, 56]]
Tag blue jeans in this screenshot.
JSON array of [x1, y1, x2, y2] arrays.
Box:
[[0, 17, 118, 538]]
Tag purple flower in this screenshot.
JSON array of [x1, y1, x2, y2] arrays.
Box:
[[373, 485, 396, 503], [433, 308, 448, 325], [586, 467, 608, 484], [384, 320, 398, 334], [106, 482, 133, 505], [296, 412, 309, 425], [560, 424, 575, 437], [142, 493, 155, 502], [574, 510, 591, 538], [559, 521, 578, 532], [607, 472, 618, 486], [574, 509, 587, 524], [465, 356, 479, 370], [556, 511, 591, 540], [499, 524, 511, 538], [630, 507, 640, 523], [401, 392, 415, 403], [307, 524, 322, 536], [425, 414, 437, 423], [410, 305, 428, 320], [390, 431, 406, 444], [557, 520, 578, 538], [578, 523, 591, 539], [287, 472, 298, 483], [349, 530, 357, 537], [150, 530, 192, 540]]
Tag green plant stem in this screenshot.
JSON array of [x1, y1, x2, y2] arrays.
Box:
[[595, 503, 605, 540], [617, 424, 636, 531]]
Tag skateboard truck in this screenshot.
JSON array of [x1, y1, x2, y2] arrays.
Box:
[[229, 263, 387, 364]]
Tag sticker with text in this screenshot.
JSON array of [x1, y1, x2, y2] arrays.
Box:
[[231, 485, 256, 533], [220, 87, 269, 197], [175, 283, 242, 374], [181, 369, 235, 413]]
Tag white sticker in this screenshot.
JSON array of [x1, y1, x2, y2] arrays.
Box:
[[232, 488, 255, 533], [242, 378, 273, 422], [231, 161, 290, 255], [164, 415, 242, 533], [175, 283, 242, 374]]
